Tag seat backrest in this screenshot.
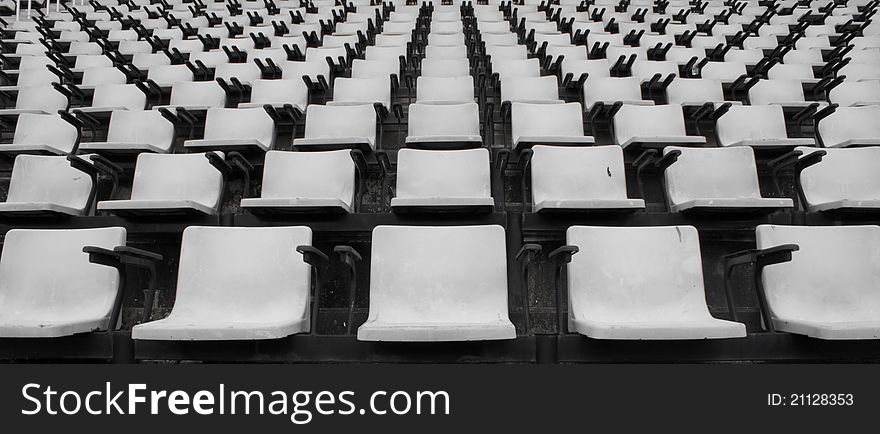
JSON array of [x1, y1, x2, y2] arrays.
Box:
[[767, 63, 815, 81], [203, 107, 275, 147], [427, 32, 466, 46], [12, 113, 78, 153], [129, 152, 224, 209], [424, 45, 468, 59], [512, 102, 584, 140], [756, 225, 880, 322], [716, 105, 789, 145], [249, 79, 309, 108], [367, 225, 509, 324], [493, 58, 541, 81], [81, 66, 128, 87], [6, 155, 93, 211], [350, 58, 399, 79], [748, 79, 806, 104], [613, 104, 688, 144], [168, 81, 226, 107], [484, 43, 527, 60], [416, 76, 474, 103], [798, 146, 880, 204], [420, 58, 471, 77], [501, 76, 559, 103], [408, 102, 480, 137], [282, 60, 331, 81], [666, 78, 725, 105], [0, 227, 125, 322], [331, 77, 391, 108], [73, 54, 113, 69], [303, 104, 376, 143], [566, 225, 711, 322], [584, 77, 644, 106], [107, 110, 176, 152], [395, 148, 491, 200], [13, 66, 58, 87], [700, 61, 747, 80], [663, 146, 763, 204], [91, 84, 148, 111], [829, 81, 880, 107], [531, 145, 629, 204], [260, 150, 355, 207], [132, 52, 172, 70], [213, 62, 262, 83], [169, 226, 313, 323], [147, 64, 194, 85]]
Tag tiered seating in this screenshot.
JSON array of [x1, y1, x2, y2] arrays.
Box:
[[2, 0, 880, 363]]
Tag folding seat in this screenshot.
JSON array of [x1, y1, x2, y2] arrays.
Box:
[[131, 226, 316, 340], [132, 52, 172, 71], [238, 79, 309, 110], [414, 76, 473, 104], [184, 107, 275, 152], [405, 102, 482, 149], [659, 146, 794, 212], [420, 57, 470, 77], [612, 104, 706, 149], [630, 60, 680, 83], [795, 36, 832, 50], [0, 227, 128, 338], [715, 105, 816, 148], [816, 106, 880, 148], [424, 45, 468, 59], [742, 35, 779, 50], [501, 76, 560, 104], [79, 110, 176, 155], [781, 49, 825, 66], [528, 145, 645, 212], [357, 225, 516, 342], [666, 78, 736, 107], [187, 50, 230, 69], [306, 46, 348, 69], [748, 79, 825, 107], [390, 148, 493, 212], [322, 34, 361, 49], [0, 113, 78, 156], [847, 49, 880, 65], [0, 66, 57, 91], [282, 60, 331, 83], [329, 76, 391, 109], [146, 64, 195, 87], [828, 81, 880, 107], [792, 146, 880, 212], [723, 49, 766, 65], [838, 63, 880, 82], [79, 66, 128, 90], [97, 152, 226, 216], [0, 155, 98, 217], [484, 44, 529, 62], [558, 225, 746, 339], [293, 104, 377, 151], [153, 81, 227, 112], [492, 58, 542, 83], [690, 35, 728, 50], [749, 225, 880, 339], [71, 54, 113, 72], [432, 21, 464, 34], [77, 83, 148, 114], [511, 102, 595, 150], [213, 62, 263, 85], [561, 58, 611, 84], [583, 77, 653, 109], [767, 63, 819, 83], [700, 61, 748, 82], [117, 40, 154, 55]]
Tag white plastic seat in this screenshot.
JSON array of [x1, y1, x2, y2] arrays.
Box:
[[416, 76, 475, 103], [662, 146, 794, 212], [153, 81, 226, 112], [146, 64, 195, 88], [424, 45, 468, 59], [238, 79, 309, 110], [755, 225, 880, 339], [828, 81, 880, 107], [293, 104, 377, 151], [0, 227, 127, 338], [839, 62, 880, 82], [184, 107, 275, 152], [391, 148, 493, 212], [427, 32, 465, 46], [0, 113, 78, 155], [0, 155, 94, 217], [357, 225, 516, 342], [492, 58, 541, 82], [666, 78, 737, 106], [213, 62, 262, 85], [79, 110, 176, 154], [564, 225, 747, 339], [281, 60, 331, 82], [748, 79, 825, 107], [79, 84, 148, 113], [797, 146, 880, 212], [0, 86, 68, 117], [97, 152, 225, 216], [131, 226, 314, 341], [817, 105, 880, 148], [511, 102, 595, 150], [240, 150, 356, 214], [700, 61, 747, 82], [420, 58, 470, 77], [79, 66, 127, 90], [717, 105, 816, 148], [583, 77, 653, 108], [501, 76, 560, 103], [612, 104, 706, 149], [767, 63, 818, 83], [329, 76, 391, 109], [406, 102, 482, 148], [484, 44, 527, 61], [530, 145, 645, 212], [349, 58, 400, 80]]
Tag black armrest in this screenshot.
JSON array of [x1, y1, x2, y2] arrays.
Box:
[[516, 244, 541, 265], [205, 151, 233, 177], [84, 244, 163, 325], [297, 245, 329, 268], [334, 245, 362, 334], [723, 244, 799, 329], [548, 245, 578, 334], [114, 246, 164, 262]]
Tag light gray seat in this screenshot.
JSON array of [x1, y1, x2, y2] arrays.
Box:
[[613, 104, 707, 149], [184, 107, 276, 152], [816, 106, 880, 148], [293, 104, 377, 151], [796, 146, 880, 212], [391, 148, 494, 212], [79, 110, 176, 154], [0, 155, 95, 217], [0, 113, 78, 156], [405, 102, 482, 148], [511, 102, 595, 150]]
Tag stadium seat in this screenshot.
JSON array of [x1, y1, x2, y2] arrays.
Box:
[[501, 76, 560, 104], [0, 85, 68, 117], [420, 57, 470, 77], [238, 79, 309, 110], [97, 152, 226, 216], [612, 104, 706, 149], [329, 77, 392, 109], [153, 81, 227, 112], [816, 106, 880, 148], [391, 148, 494, 212], [131, 226, 316, 340], [561, 225, 747, 339], [0, 227, 127, 337], [240, 150, 362, 214], [828, 81, 880, 107], [79, 84, 148, 113], [406, 102, 482, 148], [716, 105, 815, 148], [748, 79, 825, 107], [184, 107, 276, 152], [511, 102, 595, 150], [0, 113, 78, 156], [416, 76, 475, 103], [583, 77, 654, 109], [0, 155, 96, 217], [753, 225, 880, 339], [660, 146, 794, 213], [293, 104, 377, 151], [79, 110, 176, 154], [795, 147, 880, 212], [528, 145, 645, 212], [357, 225, 516, 342]]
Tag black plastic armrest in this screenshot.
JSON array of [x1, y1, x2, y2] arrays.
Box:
[[515, 244, 542, 265], [227, 151, 254, 175], [297, 245, 329, 269], [792, 102, 819, 122], [114, 246, 164, 262], [633, 148, 659, 169], [205, 151, 233, 176], [654, 149, 680, 171], [334, 245, 362, 267], [374, 149, 393, 175], [58, 110, 85, 129], [83, 246, 122, 268], [767, 149, 803, 172], [349, 149, 368, 177], [796, 149, 825, 171], [548, 245, 579, 266]]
